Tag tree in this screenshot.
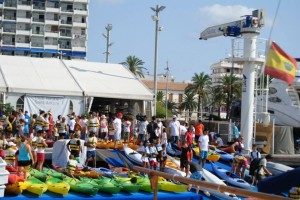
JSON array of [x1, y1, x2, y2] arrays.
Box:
[[156, 91, 164, 102], [179, 91, 198, 121], [186, 72, 211, 119], [220, 74, 242, 119], [209, 86, 226, 118], [120, 55, 147, 78]]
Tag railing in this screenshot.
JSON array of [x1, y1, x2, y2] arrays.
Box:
[[133, 166, 290, 200]]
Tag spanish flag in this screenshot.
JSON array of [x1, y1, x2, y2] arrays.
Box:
[[264, 41, 298, 85]]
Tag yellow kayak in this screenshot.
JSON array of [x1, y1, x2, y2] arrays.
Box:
[[193, 148, 220, 162], [5, 181, 30, 195], [158, 177, 187, 192], [46, 176, 70, 195], [26, 177, 48, 196]]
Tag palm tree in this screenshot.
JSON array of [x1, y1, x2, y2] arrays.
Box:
[[120, 55, 147, 78], [180, 91, 198, 121], [186, 72, 211, 119], [156, 91, 164, 102], [209, 86, 226, 118], [220, 74, 242, 119]]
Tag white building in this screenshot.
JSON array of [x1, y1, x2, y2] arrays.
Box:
[[0, 0, 88, 60], [210, 58, 243, 86]]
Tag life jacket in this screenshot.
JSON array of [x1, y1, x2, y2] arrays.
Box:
[[0, 117, 5, 123], [5, 148, 15, 162], [37, 137, 45, 149], [66, 159, 77, 174], [69, 139, 80, 151], [35, 119, 44, 126], [87, 136, 97, 147], [74, 123, 81, 132], [31, 137, 37, 148], [88, 118, 98, 128], [57, 122, 66, 131]]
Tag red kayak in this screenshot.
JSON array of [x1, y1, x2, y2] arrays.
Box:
[[8, 174, 25, 184], [219, 146, 235, 154], [6, 165, 18, 173]]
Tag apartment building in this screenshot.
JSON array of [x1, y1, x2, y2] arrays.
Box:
[[0, 0, 88, 59]]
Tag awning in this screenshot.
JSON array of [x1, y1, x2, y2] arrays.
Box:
[[1, 47, 15, 51], [15, 47, 31, 52]]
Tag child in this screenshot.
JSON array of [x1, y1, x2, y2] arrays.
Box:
[[29, 133, 37, 168], [5, 141, 17, 167], [157, 143, 167, 172], [161, 127, 167, 145], [250, 144, 261, 162], [136, 141, 145, 154], [180, 140, 192, 177], [149, 142, 158, 170], [36, 130, 48, 171], [66, 154, 78, 175], [215, 133, 224, 147], [187, 162, 210, 196]]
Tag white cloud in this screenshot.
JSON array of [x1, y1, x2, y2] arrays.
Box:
[[198, 4, 255, 26]]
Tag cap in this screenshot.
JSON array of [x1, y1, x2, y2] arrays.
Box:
[[172, 115, 177, 118], [7, 141, 16, 146], [117, 112, 123, 118], [101, 115, 106, 119]]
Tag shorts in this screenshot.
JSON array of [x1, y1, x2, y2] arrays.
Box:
[[190, 171, 204, 180], [114, 132, 121, 141], [138, 134, 145, 142], [99, 132, 107, 139], [87, 150, 96, 158], [150, 160, 158, 167], [108, 135, 114, 141], [180, 159, 189, 169], [200, 150, 208, 159], [124, 132, 130, 139], [18, 160, 31, 167], [37, 153, 45, 162]]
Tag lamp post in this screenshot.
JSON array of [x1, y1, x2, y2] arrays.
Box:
[[151, 5, 165, 116], [165, 63, 169, 119], [103, 23, 112, 63]]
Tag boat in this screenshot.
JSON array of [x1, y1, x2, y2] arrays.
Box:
[[256, 78, 300, 127], [8, 174, 25, 184], [26, 177, 48, 196], [46, 176, 70, 195], [127, 173, 160, 193], [6, 165, 18, 173], [193, 148, 221, 162], [266, 161, 294, 175], [113, 176, 141, 193], [5, 181, 30, 195], [80, 176, 122, 194], [71, 168, 102, 179], [42, 167, 65, 180], [219, 146, 235, 154], [64, 176, 98, 196], [166, 142, 181, 156], [210, 162, 251, 189], [28, 168, 47, 182], [158, 177, 187, 193], [210, 146, 234, 162]]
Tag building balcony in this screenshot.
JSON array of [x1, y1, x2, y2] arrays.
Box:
[[45, 19, 59, 25], [2, 41, 15, 46], [59, 44, 72, 50], [74, 9, 88, 15], [31, 43, 43, 48], [73, 21, 87, 28], [32, 18, 45, 23], [44, 44, 58, 50], [60, 8, 73, 13], [16, 17, 31, 23], [15, 42, 30, 48], [32, 5, 45, 11], [4, 2, 17, 9], [17, 4, 31, 11], [75, 0, 88, 3], [45, 32, 59, 37], [72, 46, 86, 52], [3, 28, 16, 33], [45, 7, 59, 13], [16, 29, 30, 35], [60, 20, 73, 26], [59, 32, 72, 38], [3, 16, 16, 21]]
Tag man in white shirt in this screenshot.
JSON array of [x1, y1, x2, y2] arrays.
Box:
[[169, 115, 180, 143], [198, 129, 209, 169], [113, 113, 122, 149]]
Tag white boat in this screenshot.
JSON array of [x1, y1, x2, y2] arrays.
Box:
[[256, 77, 300, 127], [266, 161, 294, 175]]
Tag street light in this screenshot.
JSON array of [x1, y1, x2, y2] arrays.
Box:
[[102, 23, 113, 63], [151, 5, 165, 116], [164, 62, 170, 119]]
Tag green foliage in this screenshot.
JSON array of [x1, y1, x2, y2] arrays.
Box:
[[120, 55, 147, 78], [156, 91, 164, 102], [156, 101, 171, 118], [2, 103, 14, 116]]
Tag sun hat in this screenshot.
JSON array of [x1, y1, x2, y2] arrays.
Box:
[[172, 115, 177, 118], [101, 115, 106, 119]]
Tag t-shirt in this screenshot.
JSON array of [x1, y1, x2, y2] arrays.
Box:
[[195, 123, 204, 136], [138, 121, 148, 135], [169, 120, 180, 137], [198, 134, 209, 151], [123, 121, 131, 133], [113, 118, 122, 134], [216, 137, 223, 147], [258, 158, 267, 176], [68, 119, 76, 131], [185, 131, 193, 146], [179, 125, 187, 136], [250, 151, 261, 162]]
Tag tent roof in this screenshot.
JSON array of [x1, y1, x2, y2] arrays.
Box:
[[0, 55, 153, 100]]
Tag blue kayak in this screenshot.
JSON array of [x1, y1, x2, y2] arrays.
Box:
[[210, 162, 252, 189]]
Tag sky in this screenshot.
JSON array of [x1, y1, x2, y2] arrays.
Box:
[[86, 0, 300, 82]]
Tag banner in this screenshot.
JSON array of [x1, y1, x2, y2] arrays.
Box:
[[24, 96, 70, 119]]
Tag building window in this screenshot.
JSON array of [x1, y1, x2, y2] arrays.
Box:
[[169, 93, 173, 102], [179, 94, 183, 103], [16, 95, 25, 111]]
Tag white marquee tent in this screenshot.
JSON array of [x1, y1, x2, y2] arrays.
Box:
[[0, 55, 153, 118]]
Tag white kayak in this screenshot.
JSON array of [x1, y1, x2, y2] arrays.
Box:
[[123, 145, 186, 177], [211, 162, 252, 189], [267, 161, 294, 175]]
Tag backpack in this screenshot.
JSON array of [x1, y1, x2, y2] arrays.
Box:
[[249, 158, 262, 176]]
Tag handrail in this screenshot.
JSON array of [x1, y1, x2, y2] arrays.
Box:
[[133, 166, 291, 200]]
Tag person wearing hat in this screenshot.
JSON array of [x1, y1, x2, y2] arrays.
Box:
[[17, 135, 34, 180], [36, 130, 48, 171], [67, 132, 81, 162], [99, 115, 108, 141], [5, 141, 17, 167], [87, 112, 99, 136], [85, 131, 97, 167], [169, 115, 180, 144]]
